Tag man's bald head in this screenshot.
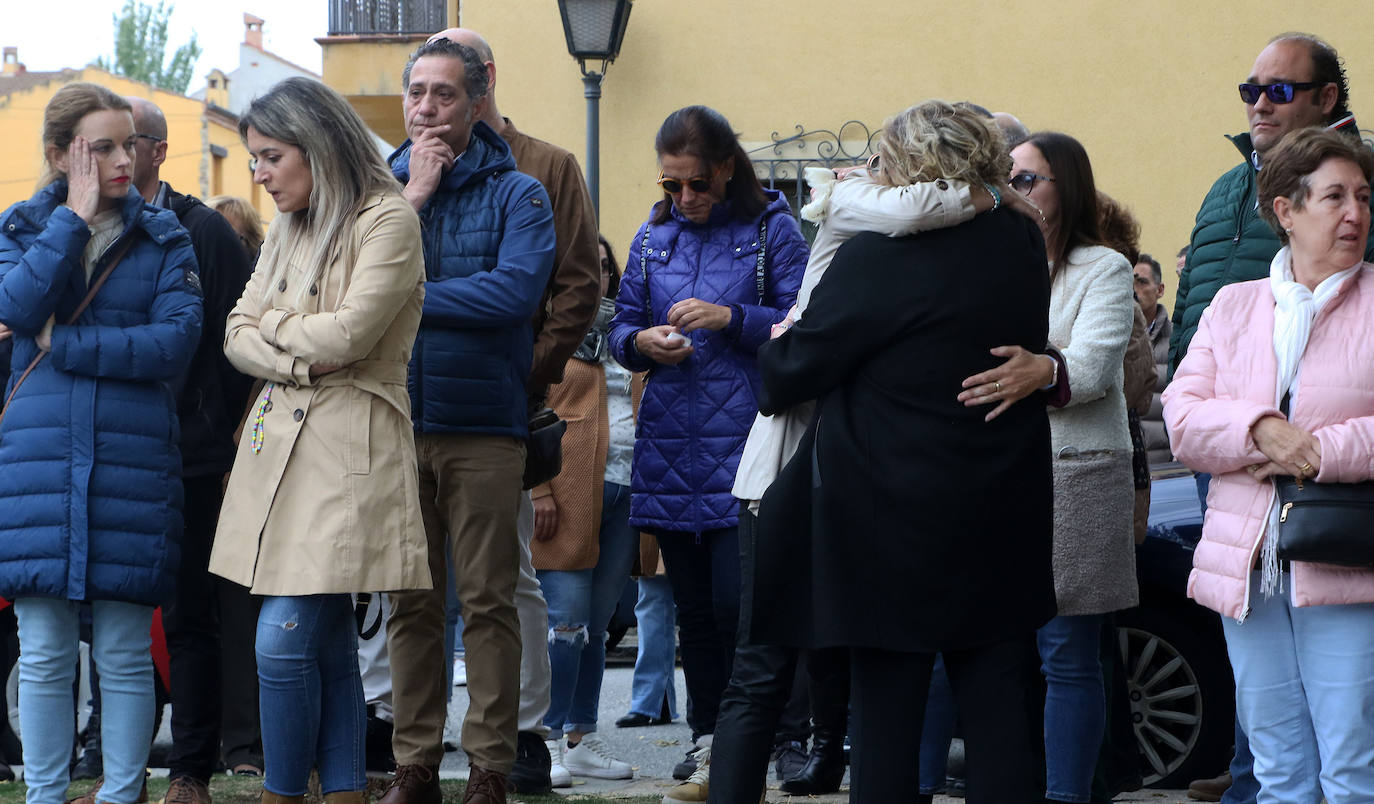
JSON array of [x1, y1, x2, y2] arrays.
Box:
[[428, 28, 493, 65], [126, 96, 168, 141], [992, 112, 1028, 150], [125, 96, 168, 199]]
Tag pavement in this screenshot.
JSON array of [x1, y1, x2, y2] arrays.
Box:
[[438, 664, 1198, 803]]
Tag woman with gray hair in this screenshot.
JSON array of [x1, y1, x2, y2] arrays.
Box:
[[748, 99, 1057, 803], [208, 77, 430, 804]]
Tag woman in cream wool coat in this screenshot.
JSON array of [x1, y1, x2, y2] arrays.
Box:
[[1009, 131, 1137, 804], [208, 78, 429, 804]]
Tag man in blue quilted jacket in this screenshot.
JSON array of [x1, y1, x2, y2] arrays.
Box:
[[379, 38, 555, 804], [1169, 32, 1373, 804]]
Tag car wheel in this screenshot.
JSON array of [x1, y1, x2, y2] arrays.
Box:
[[1116, 606, 1234, 788]]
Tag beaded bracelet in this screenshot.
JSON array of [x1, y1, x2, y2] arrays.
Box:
[[982, 182, 1002, 211], [250, 383, 274, 454]]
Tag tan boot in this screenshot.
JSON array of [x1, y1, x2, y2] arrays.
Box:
[[260, 792, 305, 804], [323, 793, 368, 804]]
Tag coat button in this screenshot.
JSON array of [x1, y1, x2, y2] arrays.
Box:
[[293, 409, 304, 422], [309, 285, 318, 296], [264, 401, 273, 412], [278, 279, 287, 292], [936, 179, 949, 190]]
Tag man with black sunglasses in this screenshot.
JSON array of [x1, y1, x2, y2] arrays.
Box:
[[1168, 31, 1374, 804]]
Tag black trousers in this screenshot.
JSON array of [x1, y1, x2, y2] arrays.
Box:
[[655, 526, 740, 740], [708, 507, 850, 803], [164, 474, 263, 780], [849, 639, 1040, 804]]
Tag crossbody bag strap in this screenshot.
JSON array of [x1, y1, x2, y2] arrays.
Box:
[[0, 236, 137, 429], [755, 216, 768, 304], [639, 223, 654, 316]]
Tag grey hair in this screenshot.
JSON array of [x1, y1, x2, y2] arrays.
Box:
[[239, 77, 399, 308], [402, 38, 488, 101], [876, 100, 1011, 189]]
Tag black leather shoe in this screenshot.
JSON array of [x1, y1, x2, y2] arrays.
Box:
[[615, 711, 670, 728], [507, 730, 552, 794], [779, 730, 845, 795], [672, 747, 698, 780], [0, 759, 13, 783]]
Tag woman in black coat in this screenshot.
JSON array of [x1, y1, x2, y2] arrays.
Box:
[[751, 100, 1058, 803]]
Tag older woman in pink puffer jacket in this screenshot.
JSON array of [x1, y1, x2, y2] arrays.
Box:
[[1163, 127, 1374, 804]]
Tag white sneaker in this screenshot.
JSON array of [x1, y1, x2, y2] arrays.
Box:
[[452, 656, 467, 686], [545, 738, 573, 788], [562, 733, 633, 780]]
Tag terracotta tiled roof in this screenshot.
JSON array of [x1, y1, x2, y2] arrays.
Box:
[[0, 69, 81, 98]]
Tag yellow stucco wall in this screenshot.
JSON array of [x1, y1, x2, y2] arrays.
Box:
[[0, 68, 273, 225], [442, 0, 1374, 315]]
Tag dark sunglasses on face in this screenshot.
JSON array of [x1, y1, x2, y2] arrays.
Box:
[[1010, 172, 1055, 195], [1238, 81, 1326, 105], [656, 172, 715, 194]]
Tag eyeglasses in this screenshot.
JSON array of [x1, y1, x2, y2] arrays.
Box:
[[135, 133, 165, 144], [1009, 172, 1055, 195], [656, 172, 716, 194], [1238, 81, 1327, 105]]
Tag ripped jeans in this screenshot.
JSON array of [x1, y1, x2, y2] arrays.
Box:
[[537, 481, 640, 739], [256, 594, 365, 795]]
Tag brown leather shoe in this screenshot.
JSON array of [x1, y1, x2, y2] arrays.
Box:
[[260, 792, 304, 804], [323, 793, 367, 804], [66, 775, 149, 804], [460, 764, 508, 804], [378, 764, 441, 804], [1186, 771, 1232, 802], [164, 778, 212, 804]]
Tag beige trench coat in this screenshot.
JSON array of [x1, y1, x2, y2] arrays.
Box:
[[210, 193, 431, 596]]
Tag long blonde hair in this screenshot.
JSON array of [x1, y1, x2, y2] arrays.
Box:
[[238, 78, 399, 308], [205, 195, 265, 255], [38, 83, 133, 190]]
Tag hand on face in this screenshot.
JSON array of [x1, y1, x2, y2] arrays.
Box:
[[65, 137, 102, 224], [401, 124, 456, 210]]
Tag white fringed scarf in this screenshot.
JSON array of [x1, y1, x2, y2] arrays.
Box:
[[1260, 246, 1361, 598]]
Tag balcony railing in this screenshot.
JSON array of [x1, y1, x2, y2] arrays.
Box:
[[328, 0, 446, 35]]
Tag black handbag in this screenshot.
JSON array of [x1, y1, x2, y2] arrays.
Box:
[[522, 407, 567, 490], [1275, 476, 1374, 567]]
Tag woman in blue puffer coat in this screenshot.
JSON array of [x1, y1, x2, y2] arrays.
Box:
[[608, 105, 807, 778], [0, 83, 202, 804]]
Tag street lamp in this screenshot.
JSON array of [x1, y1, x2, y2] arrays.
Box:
[[557, 0, 633, 219]]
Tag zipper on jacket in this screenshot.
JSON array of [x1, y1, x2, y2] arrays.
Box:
[[1236, 482, 1276, 624]]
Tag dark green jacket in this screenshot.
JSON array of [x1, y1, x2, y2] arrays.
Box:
[[1170, 131, 1374, 376]]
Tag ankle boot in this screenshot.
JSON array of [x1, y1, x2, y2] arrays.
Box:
[[261, 792, 306, 804], [323, 792, 368, 804], [779, 729, 845, 795]]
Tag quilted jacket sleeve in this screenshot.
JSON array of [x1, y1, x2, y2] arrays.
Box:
[[727, 211, 807, 354], [49, 234, 204, 381], [0, 205, 87, 334], [608, 221, 655, 373], [1162, 292, 1275, 474], [420, 178, 556, 329], [258, 199, 423, 365]]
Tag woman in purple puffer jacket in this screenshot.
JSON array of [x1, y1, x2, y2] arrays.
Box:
[[608, 105, 806, 767]]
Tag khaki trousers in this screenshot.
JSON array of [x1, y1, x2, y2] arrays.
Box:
[[387, 433, 524, 772]]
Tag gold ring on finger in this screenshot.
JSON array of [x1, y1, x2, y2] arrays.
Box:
[[1298, 461, 1313, 475], [994, 381, 1002, 393]]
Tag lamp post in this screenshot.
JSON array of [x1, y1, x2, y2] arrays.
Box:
[[557, 0, 633, 220]]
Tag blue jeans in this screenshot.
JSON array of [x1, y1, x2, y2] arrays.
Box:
[[539, 481, 640, 738], [1197, 471, 1259, 804], [1222, 573, 1374, 803], [629, 574, 679, 719], [918, 654, 957, 794], [16, 598, 154, 804], [1037, 613, 1105, 803], [256, 594, 365, 795]]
